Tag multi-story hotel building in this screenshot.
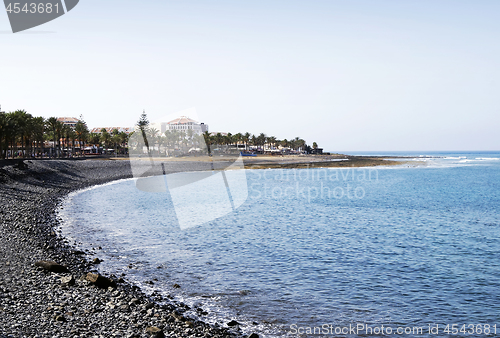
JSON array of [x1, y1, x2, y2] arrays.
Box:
[[151, 116, 208, 135], [57, 117, 80, 128]]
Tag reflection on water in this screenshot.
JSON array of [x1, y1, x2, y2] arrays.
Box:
[[60, 153, 500, 337]]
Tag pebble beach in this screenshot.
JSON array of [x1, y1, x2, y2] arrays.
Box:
[[0, 159, 247, 338]]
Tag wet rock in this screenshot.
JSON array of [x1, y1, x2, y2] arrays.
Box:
[[34, 260, 69, 273], [92, 258, 102, 264], [54, 315, 66, 322], [85, 272, 116, 288], [13, 160, 28, 170], [60, 275, 75, 286], [248, 333, 259, 338], [170, 312, 185, 322], [172, 283, 181, 289], [227, 320, 240, 327], [146, 326, 164, 338]]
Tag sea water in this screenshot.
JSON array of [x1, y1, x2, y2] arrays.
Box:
[[60, 152, 500, 337]]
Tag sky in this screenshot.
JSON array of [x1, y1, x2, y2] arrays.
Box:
[[1, 0, 499, 152]]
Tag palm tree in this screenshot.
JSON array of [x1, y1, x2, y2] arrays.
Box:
[[225, 133, 233, 151], [187, 128, 194, 147], [164, 130, 174, 154], [75, 118, 89, 156], [243, 132, 250, 150], [100, 128, 111, 153], [234, 133, 242, 150], [10, 110, 32, 158], [0, 113, 6, 159], [89, 133, 101, 153], [257, 133, 267, 151], [203, 131, 212, 154], [267, 136, 277, 150], [172, 130, 180, 150], [61, 124, 72, 157], [292, 137, 305, 152], [46, 117, 59, 158], [4, 113, 16, 158], [215, 133, 223, 149], [54, 121, 64, 158], [23, 114, 35, 157], [119, 132, 129, 154], [280, 138, 289, 152], [32, 117, 45, 157], [250, 134, 257, 148], [111, 133, 121, 155], [69, 128, 77, 157], [137, 110, 150, 155]]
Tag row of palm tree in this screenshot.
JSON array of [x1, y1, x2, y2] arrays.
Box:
[[130, 127, 310, 156], [0, 110, 130, 159], [203, 132, 308, 152], [131, 111, 317, 156], [129, 127, 206, 156]]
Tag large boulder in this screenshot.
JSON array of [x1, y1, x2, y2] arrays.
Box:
[[85, 273, 116, 288], [146, 326, 164, 338], [35, 260, 69, 273], [60, 275, 75, 286]]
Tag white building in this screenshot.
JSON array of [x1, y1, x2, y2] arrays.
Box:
[[57, 117, 79, 128], [151, 116, 208, 135]]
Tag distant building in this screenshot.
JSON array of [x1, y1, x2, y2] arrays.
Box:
[[90, 127, 134, 134], [151, 116, 208, 135], [57, 117, 79, 128]]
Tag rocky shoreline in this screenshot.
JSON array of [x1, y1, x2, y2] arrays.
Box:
[[0, 159, 252, 338]]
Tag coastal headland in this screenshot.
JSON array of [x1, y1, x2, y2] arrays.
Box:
[[121, 154, 419, 170], [0, 155, 418, 337], [239, 154, 414, 169]]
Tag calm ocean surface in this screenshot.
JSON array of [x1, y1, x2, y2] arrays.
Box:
[[60, 152, 500, 337]]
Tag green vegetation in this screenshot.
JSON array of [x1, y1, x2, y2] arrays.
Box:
[[129, 112, 315, 156], [0, 109, 319, 159], [0, 110, 129, 159], [202, 132, 311, 154]]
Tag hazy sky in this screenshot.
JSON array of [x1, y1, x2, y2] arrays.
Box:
[[1, 0, 499, 151]]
